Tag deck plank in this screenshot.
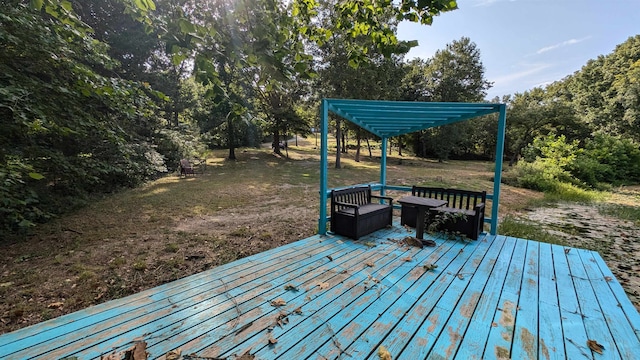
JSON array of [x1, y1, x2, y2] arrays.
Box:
[[511, 240, 539, 360], [484, 237, 528, 359], [1, 223, 639, 360], [455, 236, 516, 360]]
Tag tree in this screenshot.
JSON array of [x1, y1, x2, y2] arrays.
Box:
[[403, 37, 492, 161]]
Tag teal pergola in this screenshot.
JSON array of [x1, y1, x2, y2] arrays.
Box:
[[318, 98, 507, 236]]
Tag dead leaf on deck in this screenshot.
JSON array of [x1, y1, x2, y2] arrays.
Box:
[[587, 339, 605, 354], [401, 257, 412, 262], [276, 312, 289, 327], [268, 336, 278, 345], [123, 341, 147, 360], [237, 349, 255, 360], [365, 262, 375, 267], [378, 345, 392, 360], [564, 248, 571, 254], [165, 348, 181, 360], [270, 298, 287, 307], [457, 273, 465, 280], [491, 322, 497, 327], [403, 236, 423, 249], [47, 302, 64, 309], [364, 242, 377, 248], [293, 306, 303, 315], [423, 263, 438, 271], [317, 282, 330, 290], [422, 239, 437, 247], [284, 284, 299, 291], [101, 354, 119, 360], [604, 276, 613, 282], [326, 255, 333, 261]]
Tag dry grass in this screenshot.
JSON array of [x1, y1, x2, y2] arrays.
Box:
[[0, 136, 633, 334]]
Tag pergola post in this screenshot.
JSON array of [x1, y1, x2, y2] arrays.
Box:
[[491, 104, 507, 235], [318, 99, 329, 235], [380, 137, 388, 196]]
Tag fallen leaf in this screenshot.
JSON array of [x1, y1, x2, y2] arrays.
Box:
[[604, 276, 613, 282], [587, 339, 605, 354], [237, 349, 255, 359], [378, 345, 392, 360], [284, 284, 299, 291], [124, 341, 147, 360], [317, 282, 330, 290], [100, 354, 119, 360], [421, 239, 437, 247], [326, 255, 333, 261], [47, 302, 64, 309], [457, 274, 464, 280], [423, 263, 438, 271], [237, 349, 255, 360], [365, 262, 375, 267], [364, 242, 377, 248], [268, 336, 278, 344], [491, 322, 497, 327], [403, 236, 423, 249], [270, 298, 286, 307], [401, 257, 413, 262], [293, 307, 303, 315], [564, 248, 571, 254], [165, 348, 181, 360], [276, 312, 289, 327]]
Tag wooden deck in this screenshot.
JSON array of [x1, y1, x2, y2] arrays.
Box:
[[1, 223, 639, 359]]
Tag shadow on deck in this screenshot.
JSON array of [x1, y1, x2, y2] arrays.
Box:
[[1, 221, 639, 359]]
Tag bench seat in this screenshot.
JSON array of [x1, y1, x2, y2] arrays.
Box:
[[331, 186, 393, 240]]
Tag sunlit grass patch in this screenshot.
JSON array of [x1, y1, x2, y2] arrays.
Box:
[[498, 216, 567, 246]]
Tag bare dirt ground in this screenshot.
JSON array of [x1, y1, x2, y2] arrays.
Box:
[[520, 202, 640, 311]]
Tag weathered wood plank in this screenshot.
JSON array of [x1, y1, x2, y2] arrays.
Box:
[[427, 235, 506, 359], [484, 237, 528, 359], [511, 240, 539, 360], [452, 236, 516, 360], [578, 248, 640, 359], [588, 249, 640, 341], [567, 246, 622, 360], [397, 236, 499, 360], [551, 244, 593, 360], [536, 243, 566, 360]]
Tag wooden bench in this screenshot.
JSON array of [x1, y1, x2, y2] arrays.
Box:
[[407, 186, 486, 240], [179, 159, 195, 177], [330, 185, 393, 240]]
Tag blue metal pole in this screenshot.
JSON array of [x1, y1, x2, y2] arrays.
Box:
[[491, 104, 507, 235], [319, 99, 329, 235], [380, 137, 388, 196]]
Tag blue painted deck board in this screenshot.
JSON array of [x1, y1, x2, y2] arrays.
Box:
[[1, 222, 639, 359]]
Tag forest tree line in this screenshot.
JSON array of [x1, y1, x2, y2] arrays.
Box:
[[1, 0, 639, 234]]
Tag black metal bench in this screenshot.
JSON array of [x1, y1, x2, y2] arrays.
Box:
[[407, 186, 486, 240], [330, 185, 393, 240]]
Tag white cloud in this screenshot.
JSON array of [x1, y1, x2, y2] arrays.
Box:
[[536, 37, 591, 54], [492, 63, 552, 85]]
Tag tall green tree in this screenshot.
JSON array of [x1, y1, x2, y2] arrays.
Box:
[[403, 37, 492, 160]]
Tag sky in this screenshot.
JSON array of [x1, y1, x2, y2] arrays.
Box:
[[396, 0, 640, 100]]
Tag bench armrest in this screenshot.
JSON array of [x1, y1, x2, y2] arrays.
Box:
[[474, 202, 486, 213]]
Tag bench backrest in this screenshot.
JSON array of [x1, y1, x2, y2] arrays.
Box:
[[412, 186, 486, 210], [331, 186, 372, 207]]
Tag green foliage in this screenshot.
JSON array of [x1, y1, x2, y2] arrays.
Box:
[[598, 203, 640, 225], [498, 216, 567, 246]]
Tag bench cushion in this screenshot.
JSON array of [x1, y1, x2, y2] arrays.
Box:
[[337, 204, 390, 216]]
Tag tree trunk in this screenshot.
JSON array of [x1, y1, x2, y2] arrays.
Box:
[[341, 129, 347, 153], [273, 131, 282, 155], [366, 138, 372, 157], [355, 129, 361, 162], [335, 119, 341, 169], [227, 111, 236, 160]]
